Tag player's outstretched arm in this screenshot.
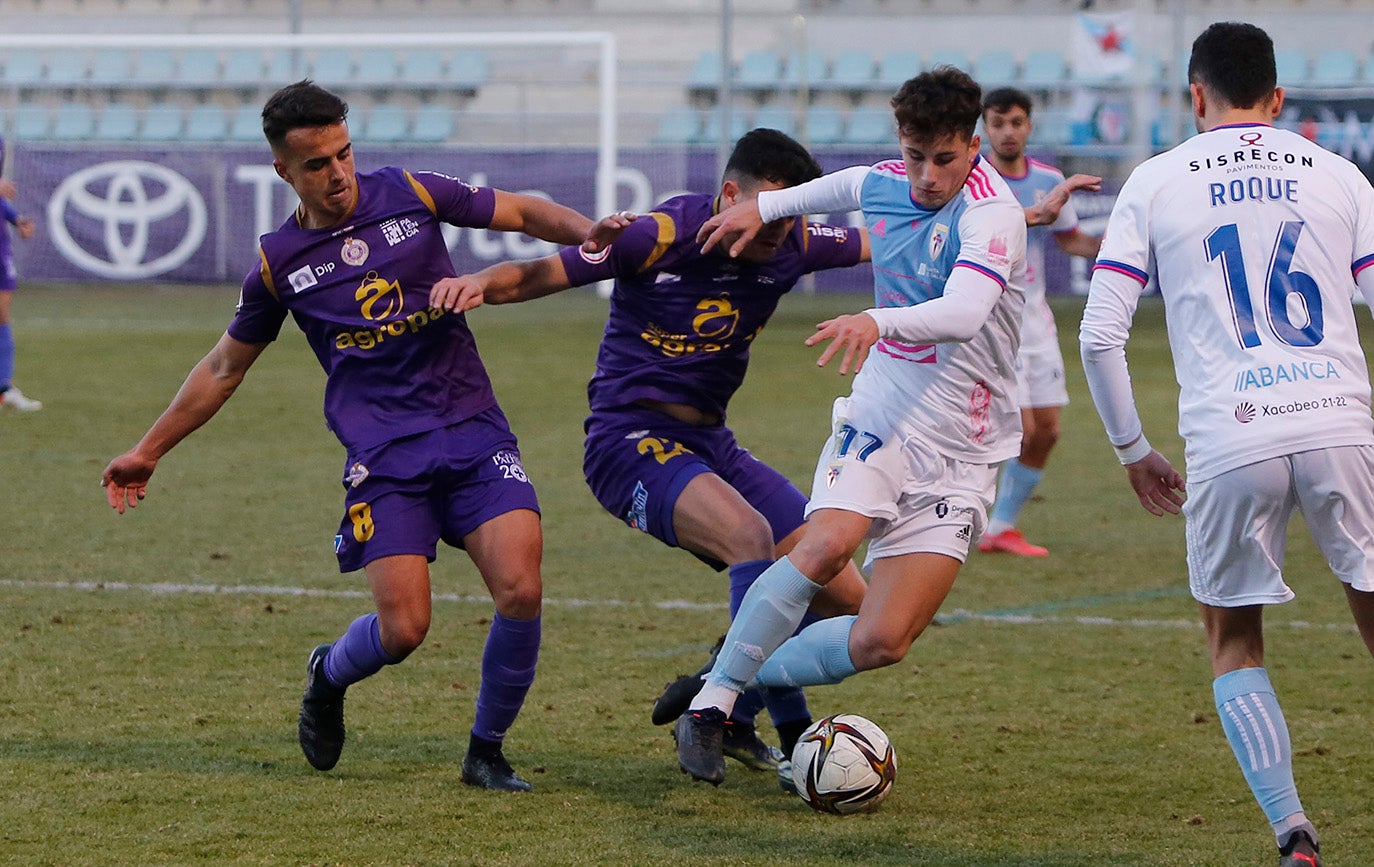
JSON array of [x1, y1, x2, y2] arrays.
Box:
[[1054, 227, 1102, 259], [102, 333, 268, 514], [1026, 173, 1102, 227], [1123, 448, 1186, 516], [489, 189, 593, 247], [698, 165, 870, 257], [582, 210, 637, 255], [430, 255, 573, 312]]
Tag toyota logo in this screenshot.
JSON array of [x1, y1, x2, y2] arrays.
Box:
[[47, 161, 207, 279]]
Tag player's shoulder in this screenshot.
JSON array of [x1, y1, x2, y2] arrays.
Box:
[[961, 159, 1021, 211], [1024, 158, 1067, 183], [867, 159, 908, 182]]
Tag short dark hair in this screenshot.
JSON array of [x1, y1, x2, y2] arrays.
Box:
[[1188, 22, 1276, 110], [261, 79, 349, 149], [891, 66, 982, 143], [723, 127, 823, 188], [982, 87, 1033, 118]]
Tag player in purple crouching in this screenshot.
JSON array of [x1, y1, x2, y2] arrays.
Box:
[[431, 129, 871, 790], [101, 80, 594, 791]]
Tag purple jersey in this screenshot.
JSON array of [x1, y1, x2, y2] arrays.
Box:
[[560, 193, 863, 419], [230, 167, 499, 453]]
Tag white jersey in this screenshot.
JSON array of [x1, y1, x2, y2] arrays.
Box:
[[853, 156, 1028, 464], [1000, 158, 1079, 353], [1089, 123, 1374, 480]]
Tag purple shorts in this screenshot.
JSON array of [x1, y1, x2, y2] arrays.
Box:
[[334, 406, 540, 573], [582, 406, 807, 570]]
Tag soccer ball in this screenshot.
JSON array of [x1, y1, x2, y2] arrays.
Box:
[[791, 713, 897, 814]]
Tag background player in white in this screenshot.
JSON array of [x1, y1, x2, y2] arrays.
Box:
[[979, 88, 1101, 557], [670, 67, 1030, 786], [1080, 22, 1374, 867]]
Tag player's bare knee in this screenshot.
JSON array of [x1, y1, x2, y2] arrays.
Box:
[[848, 629, 912, 671], [490, 575, 542, 619], [721, 516, 775, 563], [380, 617, 429, 658]]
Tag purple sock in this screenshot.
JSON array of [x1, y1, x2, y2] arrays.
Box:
[[472, 613, 541, 743], [323, 613, 400, 689], [728, 559, 771, 618]]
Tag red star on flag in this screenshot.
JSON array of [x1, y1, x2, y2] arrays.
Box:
[[1099, 27, 1123, 53]]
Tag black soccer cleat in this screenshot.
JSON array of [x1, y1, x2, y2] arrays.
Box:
[[721, 720, 784, 772], [460, 750, 533, 792], [674, 707, 727, 785], [298, 643, 347, 771], [651, 634, 724, 726], [1278, 830, 1322, 867]]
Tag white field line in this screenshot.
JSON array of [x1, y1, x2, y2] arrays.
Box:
[[0, 579, 1360, 633]]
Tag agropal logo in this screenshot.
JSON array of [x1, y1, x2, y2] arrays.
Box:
[[48, 161, 207, 279]]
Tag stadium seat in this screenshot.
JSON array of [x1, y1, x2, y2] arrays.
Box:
[[737, 49, 784, 94], [130, 49, 178, 85], [448, 51, 489, 95], [753, 104, 797, 137], [183, 103, 229, 141], [411, 104, 454, 143], [45, 51, 89, 86], [223, 49, 265, 86], [358, 104, 409, 142], [697, 108, 748, 145], [1, 50, 46, 86], [1274, 49, 1309, 86], [178, 50, 222, 88], [400, 49, 446, 85], [94, 102, 140, 141], [826, 49, 876, 91], [653, 105, 701, 145], [844, 107, 893, 145], [926, 49, 970, 73], [266, 48, 297, 82], [308, 49, 353, 86], [1020, 50, 1067, 89], [90, 48, 131, 85], [1311, 49, 1359, 86], [688, 50, 725, 97], [782, 52, 827, 89], [877, 49, 920, 89], [227, 103, 264, 142], [141, 103, 185, 141], [13, 104, 51, 139], [804, 105, 845, 145], [51, 103, 95, 139], [354, 49, 399, 87], [1031, 108, 1073, 146], [974, 50, 1018, 87]]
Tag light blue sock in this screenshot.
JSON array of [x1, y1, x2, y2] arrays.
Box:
[[1213, 668, 1305, 832], [756, 615, 859, 687], [989, 458, 1043, 529], [705, 556, 823, 693], [0, 323, 14, 390]]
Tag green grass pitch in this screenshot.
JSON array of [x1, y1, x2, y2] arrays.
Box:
[[1, 284, 1371, 865]]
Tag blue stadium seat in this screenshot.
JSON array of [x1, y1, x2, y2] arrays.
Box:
[[697, 109, 748, 145], [783, 52, 827, 89], [1274, 49, 1309, 86], [737, 49, 784, 93], [689, 50, 725, 95], [358, 104, 409, 142], [1021, 50, 1067, 89], [130, 49, 177, 85], [1031, 109, 1073, 146], [926, 49, 970, 73], [223, 49, 265, 86], [265, 48, 297, 83], [1, 50, 46, 86], [227, 104, 264, 142], [411, 104, 454, 143], [178, 50, 221, 87], [827, 50, 876, 91], [877, 49, 920, 89], [14, 104, 51, 139], [141, 104, 184, 141], [183, 104, 229, 141], [753, 104, 796, 137], [1311, 49, 1359, 86], [94, 102, 140, 141], [308, 49, 353, 86], [653, 106, 701, 144], [805, 105, 845, 145], [448, 51, 489, 94], [974, 50, 1017, 87], [51, 103, 95, 139], [354, 49, 399, 87], [845, 107, 893, 145], [45, 51, 89, 86], [400, 49, 446, 85], [90, 49, 131, 85]]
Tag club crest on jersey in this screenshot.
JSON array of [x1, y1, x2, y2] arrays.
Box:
[[930, 223, 949, 259], [825, 461, 844, 489], [341, 237, 370, 267], [344, 462, 370, 488]]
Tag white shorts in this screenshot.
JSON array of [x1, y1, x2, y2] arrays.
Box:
[[1014, 344, 1069, 409], [1184, 445, 1374, 607], [806, 397, 997, 567]]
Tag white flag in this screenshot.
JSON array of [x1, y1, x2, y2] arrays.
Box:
[[1073, 12, 1133, 79]]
